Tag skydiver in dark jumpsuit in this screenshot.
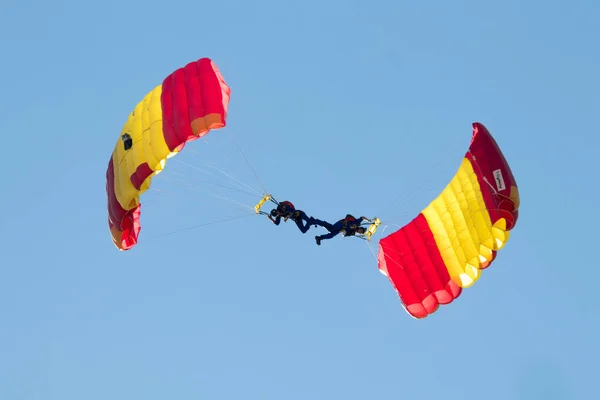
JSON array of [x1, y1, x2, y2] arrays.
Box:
[[312, 214, 371, 245], [267, 201, 316, 234]]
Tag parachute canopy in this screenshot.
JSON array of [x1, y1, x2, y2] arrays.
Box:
[[377, 123, 519, 318], [106, 57, 231, 251]]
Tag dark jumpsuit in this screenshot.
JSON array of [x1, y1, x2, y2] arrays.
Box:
[[270, 202, 314, 234], [313, 215, 366, 241]]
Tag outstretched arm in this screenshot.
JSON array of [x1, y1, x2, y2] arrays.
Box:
[[268, 215, 281, 225]]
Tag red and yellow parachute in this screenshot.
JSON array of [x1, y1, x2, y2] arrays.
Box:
[[105, 58, 231, 250], [376, 123, 519, 318]]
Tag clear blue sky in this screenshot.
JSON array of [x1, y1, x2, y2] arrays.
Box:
[[1, 0, 598, 399]]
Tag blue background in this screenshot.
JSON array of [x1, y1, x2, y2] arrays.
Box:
[[1, 0, 597, 398]]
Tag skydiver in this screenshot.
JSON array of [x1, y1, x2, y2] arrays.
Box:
[[267, 201, 316, 234], [313, 214, 372, 245]]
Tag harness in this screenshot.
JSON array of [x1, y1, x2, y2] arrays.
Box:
[[276, 201, 296, 218], [341, 214, 359, 235]]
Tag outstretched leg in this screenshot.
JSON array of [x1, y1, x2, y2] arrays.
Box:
[[315, 229, 341, 245], [312, 219, 337, 232], [312, 219, 344, 245]]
